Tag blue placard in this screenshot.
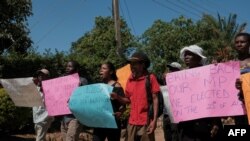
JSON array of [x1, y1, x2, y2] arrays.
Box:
[[69, 83, 117, 128]]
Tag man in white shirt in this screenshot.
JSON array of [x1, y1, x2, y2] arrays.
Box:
[[33, 69, 54, 141]]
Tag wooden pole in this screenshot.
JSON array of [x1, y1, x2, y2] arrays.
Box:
[[113, 0, 123, 57]]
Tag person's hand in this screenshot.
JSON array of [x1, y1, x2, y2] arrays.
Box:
[[147, 120, 157, 134], [221, 117, 235, 125], [110, 92, 118, 100], [113, 112, 122, 118], [210, 125, 219, 138], [235, 78, 242, 90], [33, 77, 39, 85], [212, 59, 219, 65]]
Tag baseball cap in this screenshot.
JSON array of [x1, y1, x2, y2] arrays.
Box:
[[167, 62, 182, 70], [37, 69, 50, 75], [128, 52, 150, 68], [180, 45, 207, 64]]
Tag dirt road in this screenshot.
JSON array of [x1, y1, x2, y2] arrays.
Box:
[[2, 118, 164, 141]]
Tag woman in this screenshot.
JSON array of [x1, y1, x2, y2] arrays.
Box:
[[178, 45, 222, 141], [93, 61, 125, 141], [61, 60, 88, 141]]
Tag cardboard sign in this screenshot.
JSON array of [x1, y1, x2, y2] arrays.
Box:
[[0, 77, 43, 107], [166, 61, 245, 123], [241, 73, 250, 124], [116, 64, 131, 90], [160, 86, 174, 122], [42, 73, 80, 116], [69, 83, 117, 128]]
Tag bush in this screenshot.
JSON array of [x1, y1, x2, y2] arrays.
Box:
[[0, 88, 33, 134], [120, 105, 130, 129]]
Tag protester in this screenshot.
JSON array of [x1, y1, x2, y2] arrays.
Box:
[[178, 45, 222, 141], [61, 60, 88, 141], [162, 62, 182, 141], [92, 61, 125, 141], [111, 51, 160, 141], [234, 32, 250, 125], [33, 69, 54, 141]]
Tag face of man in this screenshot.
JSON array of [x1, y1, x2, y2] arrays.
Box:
[[234, 35, 250, 54], [65, 62, 75, 74], [37, 73, 49, 82], [130, 61, 145, 78], [184, 51, 202, 68]]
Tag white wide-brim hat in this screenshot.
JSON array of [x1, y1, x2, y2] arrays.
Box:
[[180, 45, 207, 64]]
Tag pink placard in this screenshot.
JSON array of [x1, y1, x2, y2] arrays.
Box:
[[166, 61, 246, 123], [42, 73, 80, 116]]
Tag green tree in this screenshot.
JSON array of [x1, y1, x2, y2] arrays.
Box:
[[70, 16, 136, 82], [141, 16, 200, 74], [140, 14, 246, 75], [0, 50, 68, 133], [0, 49, 67, 79], [199, 14, 247, 61], [0, 88, 32, 133], [0, 0, 32, 54]]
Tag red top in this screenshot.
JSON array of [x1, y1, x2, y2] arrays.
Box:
[[125, 74, 160, 125]]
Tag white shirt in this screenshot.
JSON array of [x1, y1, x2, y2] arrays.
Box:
[[32, 87, 50, 123]]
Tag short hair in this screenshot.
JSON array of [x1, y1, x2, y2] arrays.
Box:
[[235, 32, 250, 42], [68, 60, 80, 72], [128, 52, 150, 69]]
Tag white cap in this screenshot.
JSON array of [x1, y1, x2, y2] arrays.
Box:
[[37, 69, 50, 75], [180, 45, 207, 64], [167, 62, 182, 70]]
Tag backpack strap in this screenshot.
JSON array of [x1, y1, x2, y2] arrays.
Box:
[[111, 81, 118, 87], [145, 73, 153, 124], [145, 74, 153, 104]]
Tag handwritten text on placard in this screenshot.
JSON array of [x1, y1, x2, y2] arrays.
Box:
[[69, 83, 117, 128], [166, 61, 245, 123], [42, 73, 80, 116]]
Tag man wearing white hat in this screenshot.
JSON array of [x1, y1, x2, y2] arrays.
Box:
[[178, 45, 222, 141], [162, 62, 182, 141], [180, 45, 207, 68], [167, 62, 182, 71]]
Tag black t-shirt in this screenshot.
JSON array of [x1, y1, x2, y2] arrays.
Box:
[[111, 86, 125, 113]]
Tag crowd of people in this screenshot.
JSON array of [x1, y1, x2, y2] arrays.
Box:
[[31, 32, 250, 141]]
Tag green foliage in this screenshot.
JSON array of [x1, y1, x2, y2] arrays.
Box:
[[0, 88, 32, 133], [198, 13, 246, 61], [0, 50, 67, 78], [120, 105, 130, 121], [140, 14, 246, 75], [0, 0, 32, 54], [120, 105, 130, 129], [70, 16, 136, 82], [0, 50, 68, 133], [141, 16, 199, 74]]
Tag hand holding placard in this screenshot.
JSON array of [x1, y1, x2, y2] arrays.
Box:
[[166, 61, 245, 123], [42, 73, 80, 116], [69, 83, 117, 128]]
